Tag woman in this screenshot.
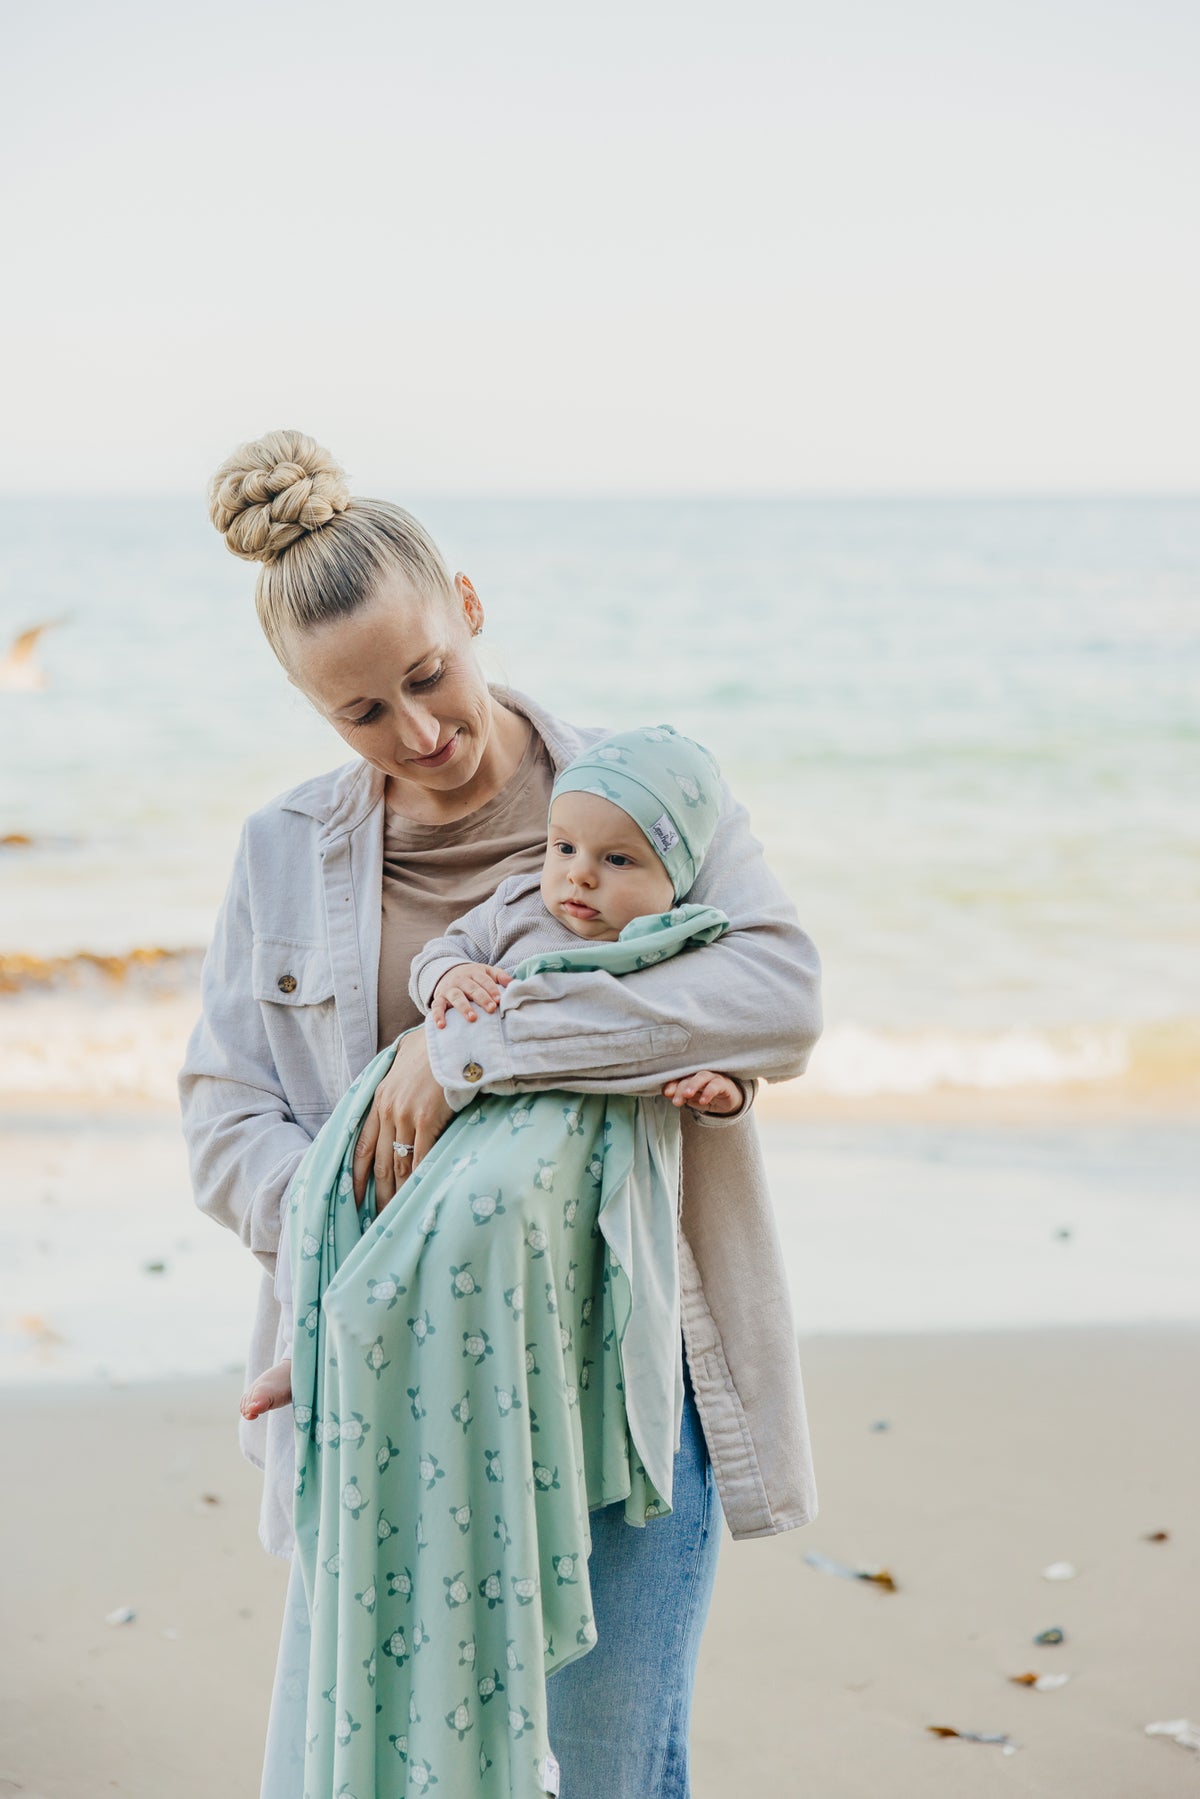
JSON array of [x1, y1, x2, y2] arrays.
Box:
[[179, 429, 822, 1798]]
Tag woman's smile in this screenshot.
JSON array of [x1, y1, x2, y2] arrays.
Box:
[[409, 730, 460, 768]]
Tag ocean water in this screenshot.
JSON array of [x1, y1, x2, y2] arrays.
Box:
[[1, 494, 1197, 1102]]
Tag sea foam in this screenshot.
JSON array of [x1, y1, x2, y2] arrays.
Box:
[[805, 1022, 1129, 1095]]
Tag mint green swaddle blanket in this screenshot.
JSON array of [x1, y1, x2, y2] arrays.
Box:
[[288, 902, 728, 1799]]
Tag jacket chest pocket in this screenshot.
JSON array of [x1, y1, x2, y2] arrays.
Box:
[[251, 936, 343, 1116]]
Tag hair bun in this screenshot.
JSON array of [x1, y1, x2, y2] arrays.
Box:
[[208, 429, 350, 564]]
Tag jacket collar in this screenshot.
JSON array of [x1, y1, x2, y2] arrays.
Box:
[[279, 686, 594, 837]]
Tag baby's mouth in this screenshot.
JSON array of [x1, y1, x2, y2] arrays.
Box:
[[561, 898, 600, 921]]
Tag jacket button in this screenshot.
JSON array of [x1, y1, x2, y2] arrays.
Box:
[[462, 1061, 484, 1082], [277, 974, 298, 994]]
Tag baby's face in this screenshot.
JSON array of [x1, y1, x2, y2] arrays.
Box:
[[541, 790, 675, 941]]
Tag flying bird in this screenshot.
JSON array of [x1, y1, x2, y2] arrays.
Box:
[[0, 620, 65, 692]]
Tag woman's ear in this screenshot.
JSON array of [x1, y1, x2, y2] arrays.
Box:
[[455, 571, 484, 637]]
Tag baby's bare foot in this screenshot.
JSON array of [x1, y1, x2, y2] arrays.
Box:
[[240, 1358, 293, 1421]]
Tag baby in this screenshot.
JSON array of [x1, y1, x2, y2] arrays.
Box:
[[241, 722, 743, 1421]]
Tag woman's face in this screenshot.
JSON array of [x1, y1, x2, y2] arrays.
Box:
[[282, 569, 495, 793]]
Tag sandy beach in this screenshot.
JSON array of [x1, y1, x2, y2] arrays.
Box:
[[2, 1031, 1196, 1796], [2, 1094, 1199, 1797], [1, 1320, 1196, 1798]]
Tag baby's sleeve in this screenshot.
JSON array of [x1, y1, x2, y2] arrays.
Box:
[[407, 877, 523, 1016]]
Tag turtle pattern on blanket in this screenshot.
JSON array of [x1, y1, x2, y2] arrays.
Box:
[[287, 904, 729, 1799]]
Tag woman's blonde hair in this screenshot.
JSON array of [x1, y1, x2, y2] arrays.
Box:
[[208, 429, 455, 661]]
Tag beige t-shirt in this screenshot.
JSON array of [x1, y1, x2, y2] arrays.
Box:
[[376, 721, 556, 1050]]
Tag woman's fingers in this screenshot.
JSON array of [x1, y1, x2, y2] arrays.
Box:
[[374, 1121, 400, 1208], [353, 1104, 381, 1206], [412, 1097, 455, 1174], [383, 1141, 414, 1210], [349, 1028, 452, 1199], [412, 1106, 446, 1172]]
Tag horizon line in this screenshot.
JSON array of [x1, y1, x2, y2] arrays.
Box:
[[1, 487, 1197, 506]]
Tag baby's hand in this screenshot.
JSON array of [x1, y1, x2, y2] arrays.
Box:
[[661, 1071, 743, 1114], [431, 961, 513, 1028]]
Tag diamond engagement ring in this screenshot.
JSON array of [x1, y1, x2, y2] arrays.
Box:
[[392, 1142, 415, 1156]]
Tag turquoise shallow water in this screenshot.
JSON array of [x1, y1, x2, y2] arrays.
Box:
[[1, 495, 1197, 1098]]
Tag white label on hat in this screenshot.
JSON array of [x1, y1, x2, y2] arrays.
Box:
[[539, 1751, 561, 1794], [649, 813, 679, 854]]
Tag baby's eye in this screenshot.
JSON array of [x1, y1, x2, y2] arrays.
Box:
[[553, 840, 575, 855], [606, 854, 634, 867]]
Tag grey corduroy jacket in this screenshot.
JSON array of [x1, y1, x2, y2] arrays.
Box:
[[177, 687, 822, 1557]]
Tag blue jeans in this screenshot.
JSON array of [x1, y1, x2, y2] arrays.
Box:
[[261, 1348, 722, 1798], [546, 1347, 723, 1798]]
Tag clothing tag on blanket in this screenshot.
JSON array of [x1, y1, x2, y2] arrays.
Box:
[[649, 812, 679, 854], [538, 1751, 561, 1794]]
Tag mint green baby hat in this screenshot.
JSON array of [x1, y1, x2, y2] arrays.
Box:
[[550, 723, 723, 901]]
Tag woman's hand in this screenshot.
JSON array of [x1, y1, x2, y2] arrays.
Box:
[[353, 1028, 455, 1211]]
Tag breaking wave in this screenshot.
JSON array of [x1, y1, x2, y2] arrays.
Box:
[[0, 948, 1195, 1106]]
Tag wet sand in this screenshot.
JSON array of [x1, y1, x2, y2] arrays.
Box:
[[1, 1324, 1196, 1797]]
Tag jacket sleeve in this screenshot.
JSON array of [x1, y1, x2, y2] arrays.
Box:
[[425, 780, 821, 1110], [177, 822, 315, 1276], [407, 886, 508, 1016]]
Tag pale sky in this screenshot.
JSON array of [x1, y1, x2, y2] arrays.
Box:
[[2, 0, 1196, 495]]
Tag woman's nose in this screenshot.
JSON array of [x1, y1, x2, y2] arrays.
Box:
[[396, 706, 441, 758]]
